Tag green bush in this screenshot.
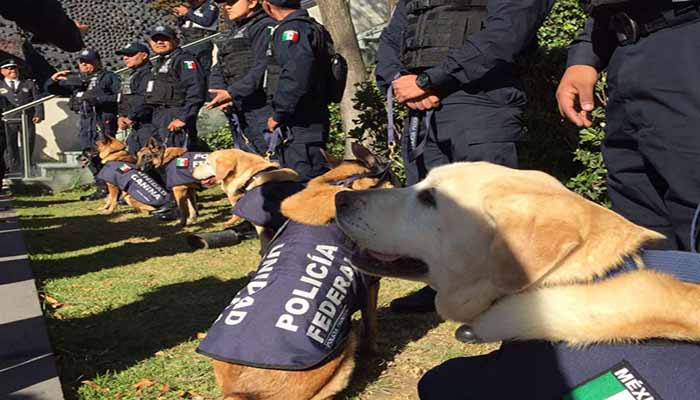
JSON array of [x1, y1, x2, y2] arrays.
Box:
[[200, 125, 233, 151]]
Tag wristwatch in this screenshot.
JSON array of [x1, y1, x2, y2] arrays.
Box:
[[415, 72, 432, 90]]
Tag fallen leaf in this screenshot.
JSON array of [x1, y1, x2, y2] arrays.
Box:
[[133, 378, 154, 391], [80, 380, 101, 390], [196, 332, 207, 339], [160, 384, 170, 393], [155, 351, 166, 357], [43, 294, 64, 309]]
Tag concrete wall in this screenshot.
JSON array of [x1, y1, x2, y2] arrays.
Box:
[[33, 98, 80, 162]]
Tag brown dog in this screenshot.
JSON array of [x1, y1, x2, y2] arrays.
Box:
[[136, 138, 207, 226], [191, 148, 301, 250], [94, 136, 161, 215], [198, 144, 393, 400]]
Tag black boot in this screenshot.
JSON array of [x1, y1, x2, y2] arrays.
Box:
[[389, 285, 437, 314], [151, 200, 177, 215], [80, 180, 108, 201]]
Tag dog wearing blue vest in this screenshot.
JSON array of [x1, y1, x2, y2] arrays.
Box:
[[136, 137, 210, 226], [334, 161, 700, 399], [196, 144, 394, 400], [94, 136, 172, 215]]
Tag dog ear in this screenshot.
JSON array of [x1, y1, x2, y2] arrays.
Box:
[[484, 192, 584, 293], [147, 137, 159, 149], [281, 185, 344, 225], [215, 156, 236, 182], [351, 142, 379, 169], [319, 148, 343, 169]]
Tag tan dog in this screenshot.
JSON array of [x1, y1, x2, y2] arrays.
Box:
[[94, 136, 158, 215], [136, 138, 202, 226], [191, 148, 300, 250], [203, 144, 392, 400], [334, 161, 700, 346]]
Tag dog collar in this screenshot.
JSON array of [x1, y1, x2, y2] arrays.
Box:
[[236, 167, 300, 195], [603, 249, 700, 283], [330, 163, 395, 188]]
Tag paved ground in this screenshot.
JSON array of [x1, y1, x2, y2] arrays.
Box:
[[0, 193, 64, 399]]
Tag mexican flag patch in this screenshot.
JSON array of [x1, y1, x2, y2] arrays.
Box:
[[564, 361, 662, 400], [118, 164, 132, 173], [281, 30, 299, 43], [183, 60, 197, 70], [175, 158, 190, 168]]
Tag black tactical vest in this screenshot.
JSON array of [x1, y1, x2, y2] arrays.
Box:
[[180, 2, 218, 44], [217, 13, 267, 85], [401, 0, 488, 70], [118, 70, 140, 116], [67, 73, 93, 113], [145, 54, 187, 107]]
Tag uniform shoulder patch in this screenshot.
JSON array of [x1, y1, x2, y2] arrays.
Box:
[[564, 360, 662, 400], [183, 60, 197, 70], [281, 30, 299, 43], [118, 164, 132, 173], [175, 158, 190, 168]]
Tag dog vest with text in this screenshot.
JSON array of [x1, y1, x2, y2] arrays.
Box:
[[196, 221, 376, 370], [164, 152, 209, 189], [97, 161, 172, 207], [231, 181, 305, 231]]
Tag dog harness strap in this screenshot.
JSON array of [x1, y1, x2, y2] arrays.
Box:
[[196, 221, 375, 370], [164, 152, 209, 189]]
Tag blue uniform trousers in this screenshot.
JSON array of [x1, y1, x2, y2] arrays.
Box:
[[602, 19, 700, 251], [402, 90, 525, 185]]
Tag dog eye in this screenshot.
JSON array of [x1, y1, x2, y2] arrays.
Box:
[[417, 189, 437, 208]]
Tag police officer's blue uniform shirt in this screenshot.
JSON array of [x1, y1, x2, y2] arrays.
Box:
[[180, 0, 219, 33], [269, 9, 329, 143], [163, 152, 209, 189], [197, 221, 376, 370], [96, 161, 171, 207]]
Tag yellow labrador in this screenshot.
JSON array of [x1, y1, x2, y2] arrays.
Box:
[[335, 161, 700, 345]]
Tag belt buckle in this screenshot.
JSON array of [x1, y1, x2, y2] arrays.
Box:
[[611, 12, 640, 45]]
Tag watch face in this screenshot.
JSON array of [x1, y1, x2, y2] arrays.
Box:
[[417, 74, 430, 89]]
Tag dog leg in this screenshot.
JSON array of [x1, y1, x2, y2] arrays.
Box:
[[172, 186, 190, 226], [360, 280, 380, 354], [186, 189, 198, 225], [224, 215, 243, 227], [471, 269, 700, 345], [100, 184, 120, 214], [124, 196, 156, 214]]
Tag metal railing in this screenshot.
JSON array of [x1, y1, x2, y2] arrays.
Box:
[[1, 32, 222, 179]]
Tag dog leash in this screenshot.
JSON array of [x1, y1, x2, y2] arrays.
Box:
[[386, 77, 433, 163], [265, 127, 290, 161]]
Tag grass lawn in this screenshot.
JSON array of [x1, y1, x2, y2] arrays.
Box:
[[16, 189, 499, 399]]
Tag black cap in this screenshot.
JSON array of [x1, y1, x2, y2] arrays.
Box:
[[78, 48, 100, 62], [0, 59, 18, 69], [266, 0, 301, 7], [115, 42, 150, 56], [147, 25, 178, 40]]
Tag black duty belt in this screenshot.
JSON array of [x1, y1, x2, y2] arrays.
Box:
[[609, 2, 700, 45]]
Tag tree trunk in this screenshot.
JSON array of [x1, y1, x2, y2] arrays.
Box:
[[317, 0, 367, 141]]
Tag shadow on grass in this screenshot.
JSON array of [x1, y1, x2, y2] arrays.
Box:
[[49, 276, 249, 400], [339, 305, 443, 399]]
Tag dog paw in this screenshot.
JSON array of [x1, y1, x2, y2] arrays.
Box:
[[186, 218, 198, 226], [223, 216, 242, 227]]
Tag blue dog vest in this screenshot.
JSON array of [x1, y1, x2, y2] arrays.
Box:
[[97, 161, 171, 207], [231, 181, 305, 230], [197, 221, 376, 370], [164, 152, 209, 189]]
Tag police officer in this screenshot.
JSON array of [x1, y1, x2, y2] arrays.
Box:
[[376, 0, 554, 313], [207, 0, 277, 156], [145, 26, 206, 149], [0, 91, 8, 192], [45, 49, 121, 201], [173, 0, 220, 79], [261, 0, 331, 182], [0, 59, 44, 172], [114, 42, 159, 156], [557, 0, 700, 251]]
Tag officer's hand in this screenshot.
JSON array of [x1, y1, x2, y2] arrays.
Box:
[[51, 70, 71, 81], [118, 117, 133, 130], [173, 5, 189, 16], [32, 116, 42, 124], [406, 94, 441, 111], [205, 89, 233, 111], [74, 20, 89, 35], [267, 117, 279, 132], [393, 75, 428, 103], [556, 65, 598, 128], [168, 119, 186, 132]]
